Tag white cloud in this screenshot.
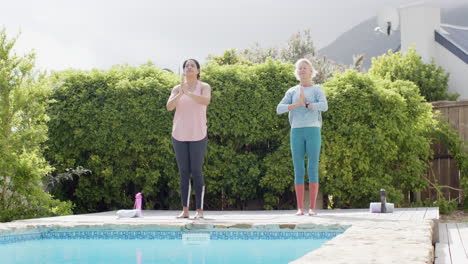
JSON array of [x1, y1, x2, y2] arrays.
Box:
[[2, 0, 465, 72], [14, 30, 97, 71]]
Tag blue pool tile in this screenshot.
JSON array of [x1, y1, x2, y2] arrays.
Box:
[[0, 230, 342, 244], [0, 233, 42, 245]]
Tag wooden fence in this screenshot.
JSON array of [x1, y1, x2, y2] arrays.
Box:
[[421, 100, 468, 202]]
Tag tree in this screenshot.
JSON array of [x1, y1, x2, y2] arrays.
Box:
[[351, 54, 365, 72], [207, 49, 252, 66], [280, 29, 316, 63], [312, 56, 346, 84], [238, 29, 345, 84], [369, 47, 457, 102], [239, 43, 280, 64], [240, 29, 316, 64], [0, 29, 72, 222]]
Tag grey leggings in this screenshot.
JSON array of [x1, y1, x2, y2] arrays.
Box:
[[172, 136, 207, 209]]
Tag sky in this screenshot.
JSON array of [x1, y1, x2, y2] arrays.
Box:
[[1, 0, 465, 72]]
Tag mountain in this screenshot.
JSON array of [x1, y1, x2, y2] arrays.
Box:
[[441, 5, 468, 27], [319, 5, 468, 69]]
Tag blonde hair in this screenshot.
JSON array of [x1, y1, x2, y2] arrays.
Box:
[[294, 58, 318, 81]]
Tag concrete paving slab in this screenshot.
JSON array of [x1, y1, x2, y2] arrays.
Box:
[[0, 207, 439, 264]]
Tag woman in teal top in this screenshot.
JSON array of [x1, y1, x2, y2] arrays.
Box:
[[276, 58, 328, 216]]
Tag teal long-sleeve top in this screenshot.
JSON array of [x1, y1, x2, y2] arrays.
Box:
[[276, 85, 328, 128]]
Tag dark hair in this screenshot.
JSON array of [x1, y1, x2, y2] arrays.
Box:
[[182, 59, 201, 79]]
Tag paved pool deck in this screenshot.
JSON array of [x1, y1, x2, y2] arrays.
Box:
[[0, 207, 439, 264]]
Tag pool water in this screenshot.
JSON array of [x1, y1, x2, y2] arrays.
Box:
[[0, 231, 340, 264]]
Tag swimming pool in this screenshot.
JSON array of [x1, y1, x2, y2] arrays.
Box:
[[0, 229, 342, 264]]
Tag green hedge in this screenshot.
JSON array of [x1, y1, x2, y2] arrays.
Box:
[[47, 64, 180, 212], [47, 60, 297, 212], [47, 60, 440, 212], [320, 70, 433, 207], [261, 70, 435, 209], [202, 59, 296, 209]]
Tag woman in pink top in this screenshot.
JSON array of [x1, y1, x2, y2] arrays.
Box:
[[166, 59, 211, 219]]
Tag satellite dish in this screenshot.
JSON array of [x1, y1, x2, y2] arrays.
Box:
[[375, 6, 400, 36]]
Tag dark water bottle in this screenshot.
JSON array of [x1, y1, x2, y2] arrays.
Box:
[[380, 189, 387, 213]]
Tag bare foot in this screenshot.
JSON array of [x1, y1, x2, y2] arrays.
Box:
[[295, 209, 305, 216], [194, 210, 204, 219], [308, 209, 317, 216], [176, 211, 189, 218]]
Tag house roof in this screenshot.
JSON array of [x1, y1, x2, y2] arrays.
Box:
[[435, 25, 468, 64]]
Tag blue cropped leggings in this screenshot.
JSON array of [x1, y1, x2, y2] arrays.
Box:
[[290, 127, 321, 184]]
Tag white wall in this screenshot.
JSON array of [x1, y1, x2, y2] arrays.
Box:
[[399, 2, 468, 99], [434, 43, 468, 99], [400, 3, 441, 64]]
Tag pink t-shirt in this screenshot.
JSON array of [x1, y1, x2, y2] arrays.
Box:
[[172, 82, 208, 141]]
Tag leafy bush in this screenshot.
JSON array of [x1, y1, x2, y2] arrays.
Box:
[[0, 29, 73, 222], [433, 198, 458, 215], [47, 59, 297, 212], [369, 47, 456, 101], [46, 55, 456, 212], [320, 70, 434, 208], [46, 64, 180, 213], [430, 114, 468, 208], [202, 58, 297, 209]]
